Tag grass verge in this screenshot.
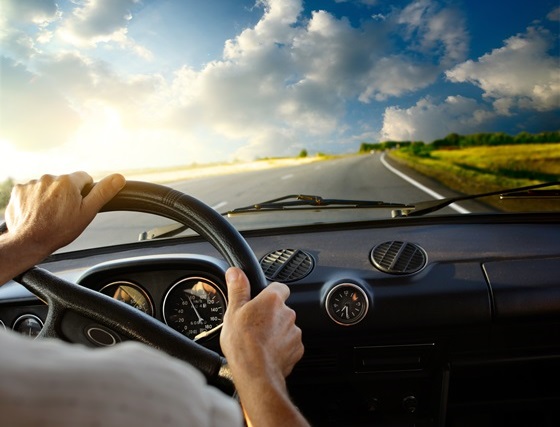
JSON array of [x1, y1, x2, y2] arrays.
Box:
[[389, 143, 560, 212]]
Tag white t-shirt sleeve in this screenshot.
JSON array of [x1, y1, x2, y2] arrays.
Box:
[[0, 330, 243, 427]]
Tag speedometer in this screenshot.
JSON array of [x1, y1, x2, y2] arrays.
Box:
[[163, 277, 227, 341]]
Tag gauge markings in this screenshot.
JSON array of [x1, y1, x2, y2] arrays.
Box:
[[100, 281, 154, 317], [163, 277, 227, 341]]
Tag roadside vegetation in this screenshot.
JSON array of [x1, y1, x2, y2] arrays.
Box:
[[359, 130, 560, 153], [391, 142, 560, 189], [0, 178, 14, 214], [364, 131, 560, 212]]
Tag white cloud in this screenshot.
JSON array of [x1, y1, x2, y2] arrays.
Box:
[[0, 28, 38, 59], [398, 0, 468, 66], [335, 0, 379, 5], [60, 0, 136, 42], [164, 4, 362, 158], [57, 0, 152, 59], [0, 57, 81, 150], [35, 52, 163, 115], [380, 96, 496, 142], [381, 20, 560, 144], [547, 6, 560, 21], [0, 0, 59, 25], [358, 56, 439, 102], [0, 53, 213, 178], [0, 0, 60, 60], [446, 25, 560, 113], [162, 0, 470, 158], [0, 50, 170, 159]]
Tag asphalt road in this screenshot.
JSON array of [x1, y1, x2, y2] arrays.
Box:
[[59, 153, 487, 252]]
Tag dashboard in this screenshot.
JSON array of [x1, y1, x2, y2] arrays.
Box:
[[1, 212, 560, 426]]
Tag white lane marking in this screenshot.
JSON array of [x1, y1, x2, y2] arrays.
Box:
[[380, 152, 470, 214], [281, 174, 294, 180], [211, 201, 228, 211]]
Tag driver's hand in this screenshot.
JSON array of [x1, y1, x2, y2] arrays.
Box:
[[221, 267, 306, 426], [4, 172, 125, 258], [221, 267, 304, 380]]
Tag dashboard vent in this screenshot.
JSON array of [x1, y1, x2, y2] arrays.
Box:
[[293, 351, 338, 374], [260, 249, 314, 282], [370, 241, 427, 275]]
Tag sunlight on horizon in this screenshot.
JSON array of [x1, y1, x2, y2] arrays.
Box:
[[0, 105, 222, 182]]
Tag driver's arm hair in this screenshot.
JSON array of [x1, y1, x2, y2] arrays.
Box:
[[0, 232, 45, 285]]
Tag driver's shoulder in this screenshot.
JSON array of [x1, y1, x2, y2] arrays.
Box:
[[0, 330, 243, 426]]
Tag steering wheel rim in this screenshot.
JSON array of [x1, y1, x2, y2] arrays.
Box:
[[8, 181, 268, 392], [100, 181, 267, 295]]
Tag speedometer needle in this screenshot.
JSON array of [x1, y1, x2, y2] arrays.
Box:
[[194, 323, 223, 342], [188, 296, 204, 323]]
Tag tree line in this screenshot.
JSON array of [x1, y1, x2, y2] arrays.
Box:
[[359, 130, 560, 154]]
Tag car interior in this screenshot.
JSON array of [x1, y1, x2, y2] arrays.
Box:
[[1, 180, 559, 426], [1, 0, 559, 426]]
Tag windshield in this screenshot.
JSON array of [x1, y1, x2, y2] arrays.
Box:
[[1, 0, 559, 252]]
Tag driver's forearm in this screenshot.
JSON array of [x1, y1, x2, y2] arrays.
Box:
[[0, 233, 47, 285], [236, 376, 309, 427]]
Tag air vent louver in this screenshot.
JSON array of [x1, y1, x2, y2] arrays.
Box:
[[293, 351, 338, 374], [260, 249, 314, 282], [370, 241, 427, 275]]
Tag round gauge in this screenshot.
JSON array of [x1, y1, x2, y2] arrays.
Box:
[[100, 281, 154, 317], [163, 277, 227, 341], [325, 283, 369, 326], [13, 314, 44, 338]]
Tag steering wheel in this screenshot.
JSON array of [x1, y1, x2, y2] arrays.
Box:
[[6, 181, 268, 393]]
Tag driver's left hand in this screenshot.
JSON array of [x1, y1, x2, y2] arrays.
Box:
[[1, 172, 125, 282]]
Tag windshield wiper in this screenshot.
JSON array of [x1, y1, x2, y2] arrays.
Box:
[[138, 223, 189, 240], [226, 194, 408, 215], [394, 181, 560, 217], [140, 182, 560, 240], [140, 195, 407, 240]]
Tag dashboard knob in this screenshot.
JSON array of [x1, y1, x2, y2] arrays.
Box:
[[366, 397, 379, 412], [402, 395, 418, 413]]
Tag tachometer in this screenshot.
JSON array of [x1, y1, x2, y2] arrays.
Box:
[[163, 277, 227, 341], [100, 281, 154, 317]]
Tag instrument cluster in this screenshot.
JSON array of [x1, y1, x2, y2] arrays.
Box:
[[98, 275, 227, 343]]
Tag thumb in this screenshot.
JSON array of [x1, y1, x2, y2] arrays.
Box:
[[82, 174, 126, 214], [225, 267, 251, 310]]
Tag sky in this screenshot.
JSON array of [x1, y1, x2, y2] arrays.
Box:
[[0, 0, 559, 181]]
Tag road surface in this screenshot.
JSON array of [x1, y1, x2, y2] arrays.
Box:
[[59, 153, 490, 252]]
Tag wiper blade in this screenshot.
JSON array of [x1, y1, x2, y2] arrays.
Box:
[[138, 223, 188, 241], [140, 194, 407, 240], [394, 181, 560, 217], [227, 194, 408, 215], [500, 189, 560, 199], [140, 182, 560, 240]]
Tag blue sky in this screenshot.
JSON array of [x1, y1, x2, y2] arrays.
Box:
[[0, 0, 559, 180]]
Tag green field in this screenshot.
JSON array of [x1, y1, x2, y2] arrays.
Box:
[[389, 143, 560, 211]]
